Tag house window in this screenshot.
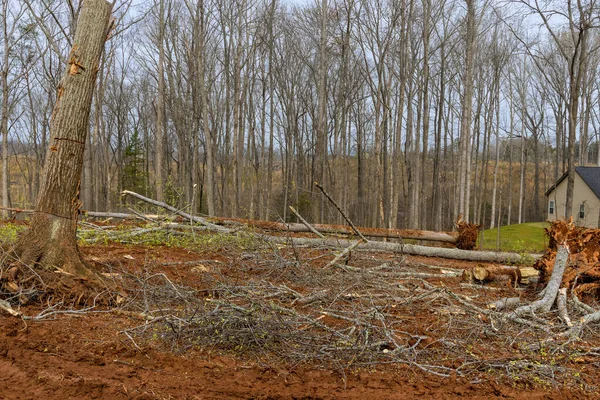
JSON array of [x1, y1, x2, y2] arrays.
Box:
[[580, 203, 585, 219], [549, 200, 555, 215]]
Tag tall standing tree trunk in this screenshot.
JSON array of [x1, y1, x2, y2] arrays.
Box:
[[418, 0, 431, 230], [13, 0, 112, 277], [1, 0, 10, 219], [458, 0, 476, 222], [155, 0, 166, 203], [433, 37, 446, 231], [315, 0, 328, 223], [565, 27, 588, 218]]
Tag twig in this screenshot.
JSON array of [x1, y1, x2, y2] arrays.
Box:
[[293, 289, 329, 306], [128, 208, 158, 223], [0, 299, 20, 317], [314, 182, 368, 242], [325, 240, 362, 268], [289, 206, 325, 238]]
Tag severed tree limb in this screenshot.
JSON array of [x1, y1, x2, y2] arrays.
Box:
[[315, 182, 368, 242], [289, 206, 325, 238], [127, 208, 158, 223], [0, 299, 21, 317], [121, 190, 230, 233], [565, 309, 600, 338], [325, 239, 363, 268], [488, 297, 521, 311], [570, 275, 596, 314], [556, 288, 572, 327], [293, 289, 329, 306], [510, 244, 570, 318], [571, 293, 596, 315]]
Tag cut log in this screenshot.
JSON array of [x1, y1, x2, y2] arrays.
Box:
[[519, 267, 539, 284], [463, 265, 538, 285], [472, 264, 522, 284]]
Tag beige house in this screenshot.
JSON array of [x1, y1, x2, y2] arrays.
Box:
[[545, 167, 600, 228]]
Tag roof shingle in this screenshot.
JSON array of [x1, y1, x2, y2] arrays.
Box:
[[575, 167, 600, 199]]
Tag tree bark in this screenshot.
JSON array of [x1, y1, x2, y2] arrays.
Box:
[[0, 0, 15, 219], [314, 0, 328, 223], [12, 0, 113, 277], [458, 0, 476, 222], [155, 0, 166, 203], [261, 235, 538, 264]]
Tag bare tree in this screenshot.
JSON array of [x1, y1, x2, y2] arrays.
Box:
[[458, 0, 477, 222], [12, 0, 112, 276], [510, 0, 600, 218]]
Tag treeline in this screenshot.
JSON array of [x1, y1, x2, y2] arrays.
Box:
[[1, 0, 599, 231]]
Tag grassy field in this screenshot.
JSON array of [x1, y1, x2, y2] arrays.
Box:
[[479, 222, 549, 253]]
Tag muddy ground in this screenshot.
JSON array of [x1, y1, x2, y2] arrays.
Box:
[[0, 226, 597, 399]]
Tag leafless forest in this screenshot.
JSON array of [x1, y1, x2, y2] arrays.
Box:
[[1, 0, 598, 230]]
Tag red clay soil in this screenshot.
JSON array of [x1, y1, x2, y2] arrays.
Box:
[[0, 237, 592, 399], [0, 314, 585, 400]]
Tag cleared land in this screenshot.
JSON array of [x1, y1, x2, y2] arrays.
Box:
[[0, 220, 595, 399]]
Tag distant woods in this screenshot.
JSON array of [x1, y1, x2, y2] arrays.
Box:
[[2, 0, 600, 230]]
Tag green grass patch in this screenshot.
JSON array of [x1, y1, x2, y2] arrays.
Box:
[[77, 223, 265, 253], [0, 223, 26, 245], [479, 222, 549, 253]]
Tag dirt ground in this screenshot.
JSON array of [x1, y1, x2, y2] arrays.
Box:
[[0, 228, 597, 399]]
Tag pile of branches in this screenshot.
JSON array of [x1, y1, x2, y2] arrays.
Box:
[[114, 239, 596, 389], [0, 213, 598, 389]]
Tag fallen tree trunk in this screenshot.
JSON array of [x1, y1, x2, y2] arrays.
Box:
[[259, 235, 539, 264], [211, 217, 459, 243], [8, 206, 460, 244], [11, 192, 533, 264]]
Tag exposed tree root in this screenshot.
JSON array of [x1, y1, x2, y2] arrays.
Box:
[[535, 219, 600, 296], [2, 212, 112, 307], [455, 217, 480, 250]]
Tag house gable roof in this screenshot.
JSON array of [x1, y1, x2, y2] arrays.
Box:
[[545, 166, 600, 199]]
